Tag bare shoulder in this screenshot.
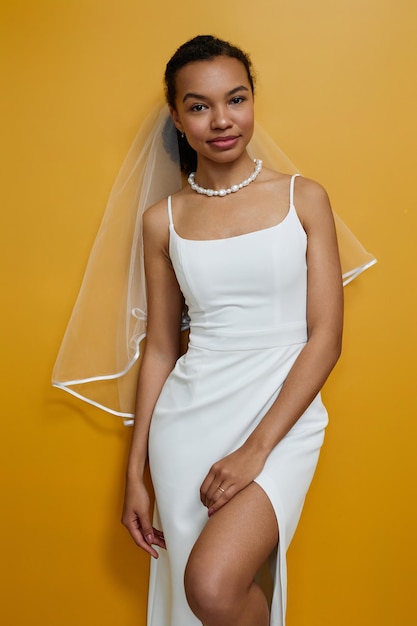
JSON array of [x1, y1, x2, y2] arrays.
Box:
[[143, 196, 170, 238], [294, 175, 330, 205], [293, 175, 334, 231]]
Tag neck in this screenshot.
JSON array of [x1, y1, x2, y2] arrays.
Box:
[[188, 156, 262, 197], [193, 152, 254, 190]]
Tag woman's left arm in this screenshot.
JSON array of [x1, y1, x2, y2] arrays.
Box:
[[201, 177, 344, 514]]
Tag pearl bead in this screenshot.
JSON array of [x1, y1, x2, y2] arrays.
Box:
[[188, 159, 263, 198]]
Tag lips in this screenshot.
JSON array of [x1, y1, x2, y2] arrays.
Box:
[[208, 136, 240, 149]]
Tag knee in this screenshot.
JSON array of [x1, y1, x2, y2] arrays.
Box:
[[184, 554, 240, 623]]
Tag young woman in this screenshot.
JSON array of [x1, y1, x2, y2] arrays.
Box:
[[121, 35, 343, 626]]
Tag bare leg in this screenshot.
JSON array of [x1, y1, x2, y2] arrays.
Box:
[[184, 482, 278, 626]]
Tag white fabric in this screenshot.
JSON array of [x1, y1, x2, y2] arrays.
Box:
[[147, 175, 327, 625], [52, 105, 376, 422], [52, 106, 182, 421]]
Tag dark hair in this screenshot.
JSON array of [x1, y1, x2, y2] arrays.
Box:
[[164, 35, 255, 174]]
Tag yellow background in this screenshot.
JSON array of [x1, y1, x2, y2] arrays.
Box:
[[1, 1, 416, 624]]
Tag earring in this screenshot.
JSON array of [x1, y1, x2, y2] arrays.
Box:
[[181, 132, 185, 139]]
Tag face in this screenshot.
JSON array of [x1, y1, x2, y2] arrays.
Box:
[[170, 56, 255, 166]]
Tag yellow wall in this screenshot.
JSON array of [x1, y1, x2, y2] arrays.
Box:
[[1, 1, 416, 624]]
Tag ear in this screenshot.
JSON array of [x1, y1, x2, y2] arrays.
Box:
[[169, 107, 183, 133]]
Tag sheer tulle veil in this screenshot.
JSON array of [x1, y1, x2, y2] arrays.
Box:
[[52, 104, 376, 423]]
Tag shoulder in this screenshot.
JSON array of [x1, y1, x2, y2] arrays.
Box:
[[293, 175, 330, 204], [142, 197, 172, 253], [143, 197, 169, 233], [143, 184, 191, 228], [292, 175, 334, 231]]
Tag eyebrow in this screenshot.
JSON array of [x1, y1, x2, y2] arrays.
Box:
[[182, 85, 249, 103]]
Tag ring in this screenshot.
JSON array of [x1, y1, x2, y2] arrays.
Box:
[[217, 486, 225, 493]]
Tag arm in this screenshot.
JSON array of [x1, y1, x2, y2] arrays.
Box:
[[201, 177, 344, 514], [122, 201, 183, 556]]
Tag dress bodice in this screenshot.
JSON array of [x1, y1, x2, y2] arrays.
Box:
[[168, 176, 308, 344]]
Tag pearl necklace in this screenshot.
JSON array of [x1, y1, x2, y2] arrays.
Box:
[[188, 159, 263, 197]]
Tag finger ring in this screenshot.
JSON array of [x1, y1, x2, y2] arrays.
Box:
[[217, 486, 225, 493]]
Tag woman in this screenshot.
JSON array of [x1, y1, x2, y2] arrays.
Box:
[[122, 35, 343, 626]]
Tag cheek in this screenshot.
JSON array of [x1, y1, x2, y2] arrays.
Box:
[[184, 119, 207, 144], [242, 110, 255, 132]]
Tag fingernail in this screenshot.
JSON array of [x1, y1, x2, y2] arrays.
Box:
[[208, 508, 214, 517], [146, 534, 153, 544]]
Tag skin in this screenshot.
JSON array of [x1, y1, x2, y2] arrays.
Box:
[[122, 55, 343, 625]]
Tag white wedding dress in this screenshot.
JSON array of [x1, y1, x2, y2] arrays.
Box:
[[147, 174, 329, 626]]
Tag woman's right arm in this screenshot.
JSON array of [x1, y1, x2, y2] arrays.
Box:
[[122, 200, 183, 558]]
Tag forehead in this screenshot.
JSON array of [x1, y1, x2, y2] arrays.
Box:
[[174, 56, 251, 97]]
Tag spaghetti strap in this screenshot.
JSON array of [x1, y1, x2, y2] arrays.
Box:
[[167, 195, 174, 227], [289, 173, 300, 207]]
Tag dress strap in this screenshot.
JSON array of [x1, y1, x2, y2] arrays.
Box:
[[289, 173, 300, 207], [167, 195, 174, 227]]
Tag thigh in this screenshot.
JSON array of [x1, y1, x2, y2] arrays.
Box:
[[187, 482, 279, 589]]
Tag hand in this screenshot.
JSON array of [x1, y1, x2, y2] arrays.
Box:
[[122, 479, 166, 558], [200, 443, 266, 516]]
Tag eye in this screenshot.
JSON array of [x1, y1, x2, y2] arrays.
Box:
[[190, 103, 207, 112], [230, 96, 245, 105]]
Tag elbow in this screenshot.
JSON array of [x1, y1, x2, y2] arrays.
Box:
[[329, 330, 343, 368], [333, 340, 343, 368]]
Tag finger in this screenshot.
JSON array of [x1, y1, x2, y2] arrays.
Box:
[[137, 514, 156, 546], [123, 513, 160, 558], [204, 470, 231, 505], [201, 463, 230, 505], [153, 528, 166, 549], [153, 528, 165, 540], [126, 523, 160, 558], [205, 484, 226, 509], [208, 484, 238, 516], [200, 472, 217, 506]]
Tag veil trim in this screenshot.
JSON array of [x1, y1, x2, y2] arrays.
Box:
[[341, 259, 377, 286]]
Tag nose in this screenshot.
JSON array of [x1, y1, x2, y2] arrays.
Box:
[[210, 106, 232, 130]]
